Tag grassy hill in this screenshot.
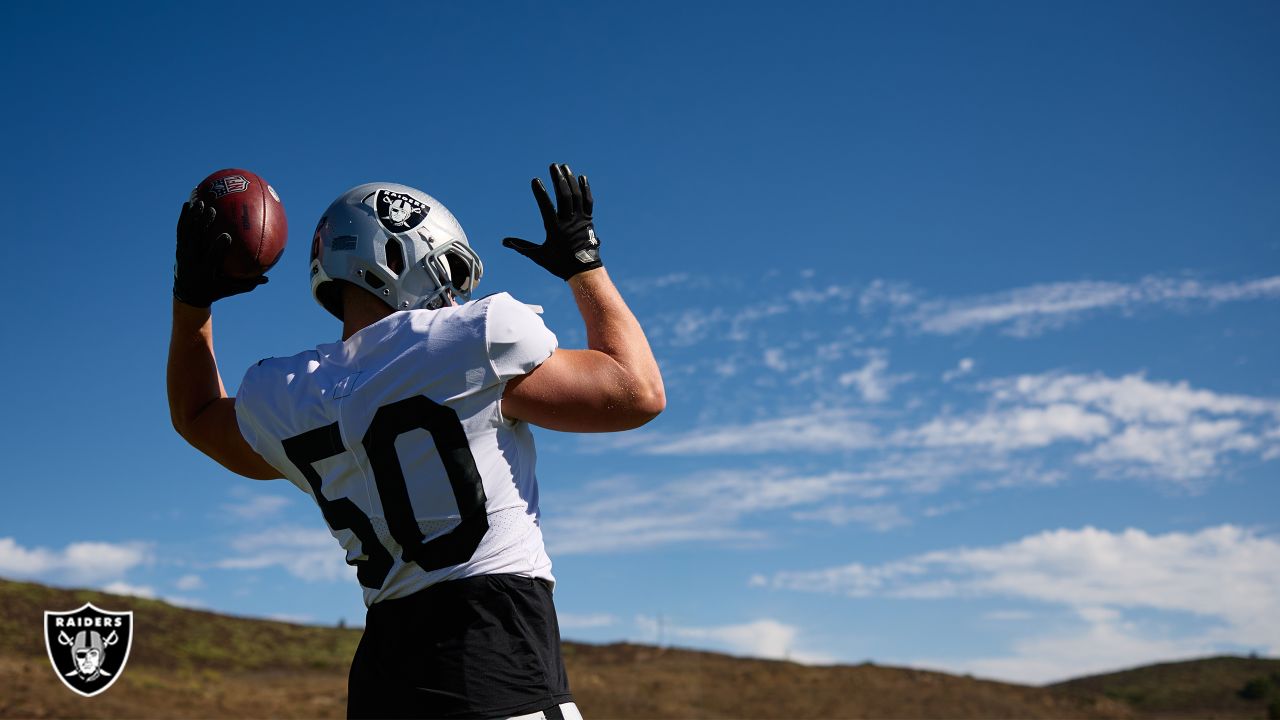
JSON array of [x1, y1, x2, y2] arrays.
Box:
[[1053, 656, 1280, 719], [0, 577, 1274, 719]]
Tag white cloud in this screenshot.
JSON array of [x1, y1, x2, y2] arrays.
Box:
[[618, 369, 1277, 490], [838, 351, 912, 403], [909, 275, 1280, 337], [636, 615, 832, 664], [101, 581, 156, 599], [634, 410, 879, 455], [985, 372, 1280, 481], [266, 612, 316, 625], [942, 357, 976, 382], [222, 494, 291, 520], [175, 574, 203, 591], [547, 468, 895, 555], [991, 372, 1280, 425], [557, 612, 617, 630], [216, 526, 354, 583], [919, 606, 1213, 684], [981, 609, 1035, 621], [0, 537, 152, 584], [1079, 420, 1260, 480], [621, 272, 693, 294], [764, 524, 1280, 678], [98, 581, 204, 609], [907, 404, 1113, 451], [789, 284, 856, 305], [858, 279, 918, 312], [791, 504, 908, 531], [762, 348, 787, 372]]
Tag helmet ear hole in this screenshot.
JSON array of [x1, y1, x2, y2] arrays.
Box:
[[384, 239, 405, 276]]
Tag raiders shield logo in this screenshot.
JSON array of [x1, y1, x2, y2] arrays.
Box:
[[44, 603, 133, 697], [373, 189, 430, 233]]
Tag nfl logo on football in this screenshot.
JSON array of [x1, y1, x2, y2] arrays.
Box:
[[44, 603, 134, 697]]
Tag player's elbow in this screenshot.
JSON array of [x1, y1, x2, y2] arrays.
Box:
[[170, 409, 194, 442], [625, 381, 666, 428], [637, 384, 666, 420]]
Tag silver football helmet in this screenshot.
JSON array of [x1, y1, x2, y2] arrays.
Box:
[[310, 183, 483, 319]]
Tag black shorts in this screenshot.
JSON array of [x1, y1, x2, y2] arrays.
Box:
[[348, 574, 573, 719]]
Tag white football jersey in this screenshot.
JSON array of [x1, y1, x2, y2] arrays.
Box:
[[235, 293, 558, 606]]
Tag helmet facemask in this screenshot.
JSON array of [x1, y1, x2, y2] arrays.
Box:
[[415, 235, 483, 310]]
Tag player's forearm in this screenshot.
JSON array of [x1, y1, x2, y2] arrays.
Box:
[[167, 300, 230, 438], [567, 268, 666, 415]]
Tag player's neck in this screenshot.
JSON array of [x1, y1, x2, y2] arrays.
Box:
[[341, 285, 395, 341]]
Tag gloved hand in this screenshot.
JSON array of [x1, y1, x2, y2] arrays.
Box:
[[173, 200, 267, 307], [502, 163, 603, 281]]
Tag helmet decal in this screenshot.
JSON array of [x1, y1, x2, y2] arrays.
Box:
[[372, 189, 429, 233]]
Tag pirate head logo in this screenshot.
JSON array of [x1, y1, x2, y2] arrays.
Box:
[[44, 603, 133, 697], [208, 174, 251, 198], [372, 189, 429, 233]]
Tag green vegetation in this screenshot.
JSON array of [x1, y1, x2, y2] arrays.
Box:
[[1240, 675, 1273, 700], [1054, 655, 1280, 718]]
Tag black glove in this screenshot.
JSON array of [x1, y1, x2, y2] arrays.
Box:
[[502, 163, 603, 281], [173, 200, 266, 308]]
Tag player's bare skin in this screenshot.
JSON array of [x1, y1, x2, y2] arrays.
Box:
[[168, 300, 281, 480]]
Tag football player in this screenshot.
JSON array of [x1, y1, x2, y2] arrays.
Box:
[[167, 164, 664, 719]]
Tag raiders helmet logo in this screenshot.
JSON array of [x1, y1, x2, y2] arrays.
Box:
[[44, 603, 134, 697], [373, 189, 430, 233], [208, 175, 251, 198]]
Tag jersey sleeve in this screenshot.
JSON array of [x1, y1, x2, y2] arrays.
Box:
[[484, 293, 558, 382], [234, 361, 289, 475]]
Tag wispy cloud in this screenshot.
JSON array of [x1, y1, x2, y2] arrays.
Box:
[[99, 581, 205, 609], [174, 574, 204, 591], [904, 404, 1113, 451], [634, 272, 1280, 361], [628, 410, 880, 456], [546, 468, 895, 555], [761, 524, 1280, 680], [557, 612, 617, 630], [216, 526, 354, 583], [221, 493, 292, 520], [914, 605, 1215, 684], [942, 358, 976, 382], [838, 350, 913, 403], [0, 537, 152, 584], [635, 615, 833, 664], [985, 372, 1280, 481], [619, 370, 1279, 484], [791, 503, 909, 531], [907, 275, 1280, 337]]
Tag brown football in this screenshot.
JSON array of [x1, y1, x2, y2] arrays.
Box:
[[191, 168, 288, 278]]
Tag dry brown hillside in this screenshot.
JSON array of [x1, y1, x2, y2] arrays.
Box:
[[1, 578, 1274, 719]]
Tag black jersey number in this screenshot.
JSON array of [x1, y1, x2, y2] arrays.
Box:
[[280, 395, 489, 590]]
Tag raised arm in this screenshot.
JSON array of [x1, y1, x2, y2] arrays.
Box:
[[167, 201, 281, 480], [500, 164, 665, 432]]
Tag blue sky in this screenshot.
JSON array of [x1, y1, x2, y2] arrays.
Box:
[[1, 1, 1277, 684]]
